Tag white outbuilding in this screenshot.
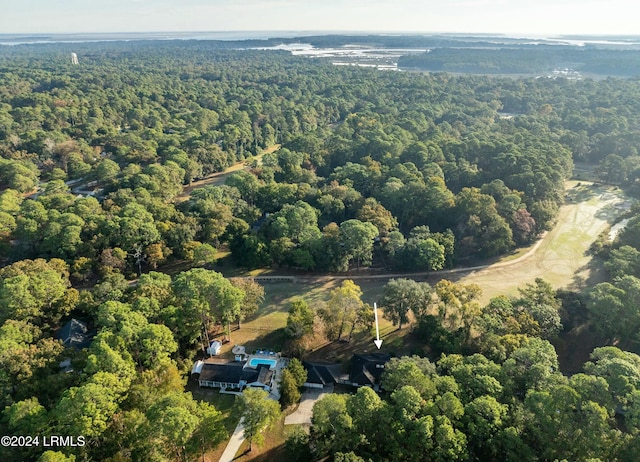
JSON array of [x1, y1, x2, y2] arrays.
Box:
[[207, 340, 222, 356]]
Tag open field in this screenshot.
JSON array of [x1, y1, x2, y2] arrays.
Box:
[[451, 181, 629, 303], [208, 181, 630, 359]]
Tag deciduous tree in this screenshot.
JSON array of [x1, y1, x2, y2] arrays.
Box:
[[380, 278, 432, 329], [238, 388, 281, 451]]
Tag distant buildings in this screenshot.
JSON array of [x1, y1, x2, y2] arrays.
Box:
[[71, 53, 79, 65]]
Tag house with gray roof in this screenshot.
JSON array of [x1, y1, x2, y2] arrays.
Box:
[[349, 352, 391, 390], [55, 318, 93, 349], [302, 361, 345, 389], [301, 352, 391, 391]]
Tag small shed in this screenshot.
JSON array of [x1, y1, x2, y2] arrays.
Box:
[[207, 340, 222, 356]]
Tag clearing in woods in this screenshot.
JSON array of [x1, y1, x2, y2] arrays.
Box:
[[453, 180, 629, 303], [177, 144, 280, 200], [211, 180, 630, 359]]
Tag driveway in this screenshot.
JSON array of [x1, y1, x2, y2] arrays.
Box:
[[218, 417, 245, 462], [219, 358, 284, 461], [284, 385, 333, 426]]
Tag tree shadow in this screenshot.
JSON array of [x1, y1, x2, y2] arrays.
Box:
[[552, 323, 605, 375], [232, 443, 286, 462], [594, 200, 627, 222], [241, 328, 288, 353], [232, 448, 252, 460], [564, 182, 599, 203], [567, 256, 608, 294]]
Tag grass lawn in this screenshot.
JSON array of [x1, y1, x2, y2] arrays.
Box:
[[189, 385, 239, 433], [208, 277, 400, 362], [187, 382, 242, 462]]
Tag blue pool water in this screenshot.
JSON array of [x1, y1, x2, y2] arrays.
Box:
[[249, 358, 277, 369]]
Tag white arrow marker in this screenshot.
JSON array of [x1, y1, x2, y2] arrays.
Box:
[[373, 302, 383, 349]]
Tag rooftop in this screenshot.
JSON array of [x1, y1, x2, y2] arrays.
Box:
[[55, 318, 93, 349], [199, 360, 247, 384]]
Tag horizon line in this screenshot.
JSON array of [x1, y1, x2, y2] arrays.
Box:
[[3, 30, 640, 39]]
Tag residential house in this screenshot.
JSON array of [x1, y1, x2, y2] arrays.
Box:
[[193, 358, 275, 392], [349, 352, 391, 391], [301, 352, 391, 391], [302, 361, 344, 389], [56, 318, 93, 349]]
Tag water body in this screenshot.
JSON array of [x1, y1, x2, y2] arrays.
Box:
[[4, 31, 640, 47], [252, 43, 426, 70], [0, 30, 308, 46]]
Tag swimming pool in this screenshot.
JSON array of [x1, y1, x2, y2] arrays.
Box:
[[248, 358, 277, 369]]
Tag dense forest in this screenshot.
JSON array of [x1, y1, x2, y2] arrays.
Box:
[[398, 47, 640, 76], [4, 40, 640, 276], [2, 40, 640, 461]]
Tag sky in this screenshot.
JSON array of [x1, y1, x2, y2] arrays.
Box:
[[1, 0, 638, 37]]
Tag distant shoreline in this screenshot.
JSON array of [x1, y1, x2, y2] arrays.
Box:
[[0, 31, 306, 46], [3, 31, 640, 47]]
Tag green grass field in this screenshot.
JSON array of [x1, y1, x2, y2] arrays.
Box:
[[210, 181, 630, 360]]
